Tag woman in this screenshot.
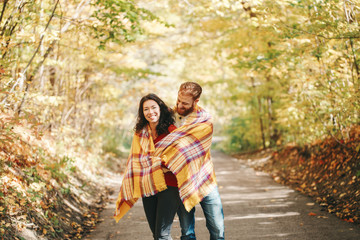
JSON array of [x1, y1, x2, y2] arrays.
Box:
[[115, 92, 217, 239], [130, 93, 182, 239]]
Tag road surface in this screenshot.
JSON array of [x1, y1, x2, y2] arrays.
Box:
[[84, 150, 360, 240]]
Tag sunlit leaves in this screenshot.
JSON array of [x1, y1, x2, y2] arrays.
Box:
[[91, 0, 164, 48], [188, 0, 360, 149]]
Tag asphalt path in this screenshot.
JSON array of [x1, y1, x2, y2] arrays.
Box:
[[84, 150, 360, 240]]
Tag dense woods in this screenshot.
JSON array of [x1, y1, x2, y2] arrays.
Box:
[[1, 0, 359, 239], [0, 0, 359, 151]]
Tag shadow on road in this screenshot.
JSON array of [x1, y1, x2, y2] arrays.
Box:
[[84, 150, 360, 240]]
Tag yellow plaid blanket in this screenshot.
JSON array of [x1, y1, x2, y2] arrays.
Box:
[[114, 106, 217, 222]]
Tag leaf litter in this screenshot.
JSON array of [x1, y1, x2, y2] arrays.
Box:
[[0, 113, 113, 240], [235, 125, 360, 225]]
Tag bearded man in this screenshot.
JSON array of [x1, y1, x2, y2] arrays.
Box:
[[174, 82, 225, 240]]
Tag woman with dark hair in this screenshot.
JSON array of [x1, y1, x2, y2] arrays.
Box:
[[135, 93, 175, 139], [117, 93, 184, 240]]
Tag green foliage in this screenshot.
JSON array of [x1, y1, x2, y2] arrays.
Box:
[[60, 186, 71, 196], [44, 155, 75, 182], [218, 117, 262, 153], [91, 0, 167, 48], [101, 127, 131, 157], [200, 0, 360, 152], [0, 115, 18, 144], [23, 168, 42, 183], [27, 188, 44, 202], [0, 0, 358, 167]]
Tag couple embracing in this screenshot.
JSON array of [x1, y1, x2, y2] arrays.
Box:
[[114, 82, 225, 240]]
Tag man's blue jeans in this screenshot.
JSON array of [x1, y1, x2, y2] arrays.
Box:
[[178, 187, 225, 240]]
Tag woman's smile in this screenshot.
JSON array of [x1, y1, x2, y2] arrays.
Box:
[[143, 100, 160, 124]]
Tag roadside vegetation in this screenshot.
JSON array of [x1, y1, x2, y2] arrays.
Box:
[[0, 111, 114, 239], [236, 125, 360, 225]]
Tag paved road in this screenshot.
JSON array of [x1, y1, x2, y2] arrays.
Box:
[[84, 150, 360, 240]]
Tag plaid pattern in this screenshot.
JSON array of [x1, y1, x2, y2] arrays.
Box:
[[114, 106, 217, 222]]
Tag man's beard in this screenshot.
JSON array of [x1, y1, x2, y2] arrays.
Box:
[[177, 103, 194, 116]]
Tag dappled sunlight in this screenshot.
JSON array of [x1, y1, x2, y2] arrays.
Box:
[[221, 200, 247, 205], [221, 188, 294, 200], [256, 202, 295, 208], [222, 186, 250, 191], [190, 211, 300, 222], [221, 191, 293, 200], [220, 186, 295, 209], [63, 199, 82, 214], [224, 212, 300, 221], [261, 233, 293, 238], [258, 221, 275, 225], [216, 170, 239, 175]]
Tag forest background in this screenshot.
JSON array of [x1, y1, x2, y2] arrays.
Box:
[[0, 0, 359, 239]]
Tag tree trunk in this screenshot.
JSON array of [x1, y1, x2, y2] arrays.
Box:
[[251, 77, 266, 149], [258, 96, 266, 149]]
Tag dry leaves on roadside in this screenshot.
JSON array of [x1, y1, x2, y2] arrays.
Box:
[[253, 125, 360, 225]]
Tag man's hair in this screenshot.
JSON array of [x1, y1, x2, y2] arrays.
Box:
[[178, 82, 202, 100], [134, 93, 175, 134]]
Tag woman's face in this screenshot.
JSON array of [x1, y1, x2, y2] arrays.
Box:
[[143, 99, 160, 124]]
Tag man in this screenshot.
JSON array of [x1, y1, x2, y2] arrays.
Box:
[[114, 82, 224, 239], [175, 82, 225, 240]]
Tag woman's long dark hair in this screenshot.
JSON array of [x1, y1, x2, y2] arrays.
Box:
[[134, 93, 175, 135]]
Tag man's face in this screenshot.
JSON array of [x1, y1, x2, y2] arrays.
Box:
[[176, 93, 197, 116]]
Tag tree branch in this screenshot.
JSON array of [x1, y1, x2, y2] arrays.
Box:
[[14, 0, 92, 114], [307, 95, 354, 151], [1, 0, 60, 106], [16, 0, 60, 114], [0, 0, 8, 26], [280, 21, 360, 40]]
